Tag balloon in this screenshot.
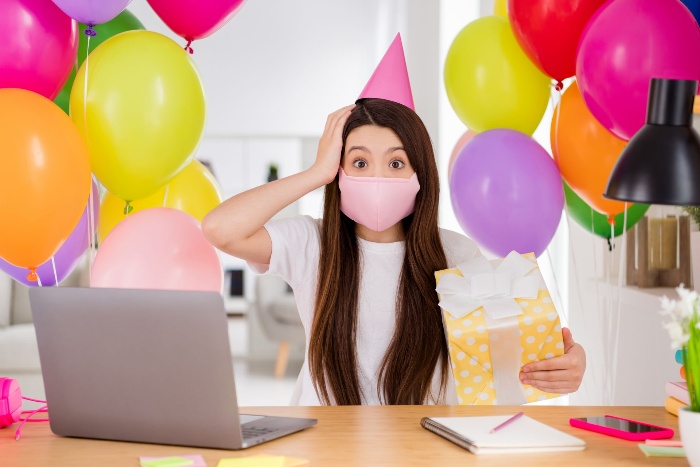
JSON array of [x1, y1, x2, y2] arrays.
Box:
[[494, 0, 508, 17], [0, 180, 99, 286], [447, 130, 476, 182], [564, 182, 648, 239], [0, 89, 91, 276], [92, 208, 222, 293], [99, 160, 222, 242], [552, 81, 628, 216], [0, 0, 77, 100], [147, 0, 246, 44], [444, 16, 550, 135], [54, 9, 145, 114], [681, 0, 700, 26], [450, 129, 563, 257], [508, 0, 607, 83], [577, 0, 700, 141], [51, 0, 131, 29], [70, 31, 206, 202]]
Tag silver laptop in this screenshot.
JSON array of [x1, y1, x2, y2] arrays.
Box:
[[29, 287, 316, 449]]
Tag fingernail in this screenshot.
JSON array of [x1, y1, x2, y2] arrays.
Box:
[[522, 380, 530, 385]]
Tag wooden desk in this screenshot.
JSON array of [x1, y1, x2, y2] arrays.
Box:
[[2, 406, 685, 466]]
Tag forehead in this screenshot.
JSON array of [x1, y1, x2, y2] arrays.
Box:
[[346, 125, 403, 149]]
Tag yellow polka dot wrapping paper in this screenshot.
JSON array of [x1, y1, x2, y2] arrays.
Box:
[[435, 252, 564, 405]]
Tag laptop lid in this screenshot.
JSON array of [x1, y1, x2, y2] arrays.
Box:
[[29, 287, 245, 449]]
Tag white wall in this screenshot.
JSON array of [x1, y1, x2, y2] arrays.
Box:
[[129, 0, 440, 138]]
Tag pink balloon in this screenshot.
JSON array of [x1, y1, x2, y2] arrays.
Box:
[[577, 0, 700, 141], [447, 130, 476, 182], [51, 0, 132, 27], [92, 208, 222, 292], [0, 0, 78, 100], [147, 0, 246, 44]]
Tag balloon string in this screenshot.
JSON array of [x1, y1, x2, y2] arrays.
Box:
[[609, 203, 628, 408], [184, 40, 194, 54], [162, 184, 170, 208], [88, 180, 96, 269], [50, 256, 58, 287], [83, 33, 94, 283], [552, 81, 604, 400]]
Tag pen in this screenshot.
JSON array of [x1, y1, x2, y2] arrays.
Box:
[[489, 411, 524, 434]]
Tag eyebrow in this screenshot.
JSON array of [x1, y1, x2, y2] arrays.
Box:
[[346, 146, 406, 155]]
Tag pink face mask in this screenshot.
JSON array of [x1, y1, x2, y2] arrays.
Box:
[[338, 168, 420, 232]]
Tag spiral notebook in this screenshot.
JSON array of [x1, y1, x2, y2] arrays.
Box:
[[421, 415, 586, 455]]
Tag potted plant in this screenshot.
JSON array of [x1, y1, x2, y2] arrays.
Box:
[[267, 163, 279, 183], [685, 207, 700, 288], [660, 286, 700, 465]]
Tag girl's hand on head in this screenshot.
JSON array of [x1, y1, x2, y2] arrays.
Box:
[[518, 327, 586, 395], [312, 104, 355, 184]]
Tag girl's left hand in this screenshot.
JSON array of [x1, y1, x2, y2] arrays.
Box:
[[519, 327, 586, 394]]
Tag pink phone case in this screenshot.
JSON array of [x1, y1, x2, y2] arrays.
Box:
[[569, 414, 674, 441]]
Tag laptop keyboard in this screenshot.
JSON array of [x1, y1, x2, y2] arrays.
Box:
[[242, 426, 278, 439]]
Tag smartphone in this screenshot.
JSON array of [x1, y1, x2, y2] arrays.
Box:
[[569, 415, 674, 441]]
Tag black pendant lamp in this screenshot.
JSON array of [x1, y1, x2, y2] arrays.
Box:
[[604, 78, 700, 206]]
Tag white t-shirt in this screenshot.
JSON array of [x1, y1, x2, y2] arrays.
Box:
[[250, 215, 482, 405]]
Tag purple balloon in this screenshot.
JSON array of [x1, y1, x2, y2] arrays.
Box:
[[52, 0, 132, 30], [450, 129, 563, 257], [0, 179, 99, 286]]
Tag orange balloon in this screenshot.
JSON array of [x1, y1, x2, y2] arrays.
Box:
[[0, 89, 91, 275], [551, 81, 629, 217]]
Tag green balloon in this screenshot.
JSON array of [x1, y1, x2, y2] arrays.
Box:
[[564, 182, 649, 239], [53, 9, 145, 115]]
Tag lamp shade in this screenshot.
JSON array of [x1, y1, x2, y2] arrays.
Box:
[[604, 78, 700, 205]]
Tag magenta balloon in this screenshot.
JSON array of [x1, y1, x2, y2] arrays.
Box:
[[147, 0, 247, 42], [577, 0, 700, 141], [51, 0, 132, 26], [0, 179, 99, 286], [0, 0, 78, 100], [449, 129, 563, 257]]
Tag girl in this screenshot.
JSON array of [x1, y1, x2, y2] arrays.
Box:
[[203, 99, 585, 406]]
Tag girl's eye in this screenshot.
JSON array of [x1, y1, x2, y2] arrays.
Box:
[[353, 159, 368, 169], [390, 159, 405, 169]]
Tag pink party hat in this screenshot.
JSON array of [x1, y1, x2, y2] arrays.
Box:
[[358, 33, 415, 111]]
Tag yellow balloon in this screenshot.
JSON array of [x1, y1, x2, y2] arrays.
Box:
[[99, 160, 222, 243], [444, 16, 549, 135], [494, 0, 508, 17], [71, 31, 206, 202]]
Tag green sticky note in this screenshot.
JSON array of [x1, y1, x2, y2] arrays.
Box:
[[638, 444, 686, 457], [141, 457, 196, 467], [217, 456, 285, 467]]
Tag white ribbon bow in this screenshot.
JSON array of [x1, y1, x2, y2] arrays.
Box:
[[436, 251, 541, 320]]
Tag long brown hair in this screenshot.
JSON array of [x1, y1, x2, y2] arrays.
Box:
[[308, 98, 449, 405]]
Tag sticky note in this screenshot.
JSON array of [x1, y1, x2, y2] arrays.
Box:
[[217, 455, 308, 467], [217, 457, 285, 467], [140, 455, 206, 467], [638, 444, 686, 457]]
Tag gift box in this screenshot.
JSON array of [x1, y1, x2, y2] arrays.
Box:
[[435, 252, 564, 405]]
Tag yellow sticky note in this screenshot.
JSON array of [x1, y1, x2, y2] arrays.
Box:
[[217, 456, 285, 467], [141, 457, 195, 467]]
